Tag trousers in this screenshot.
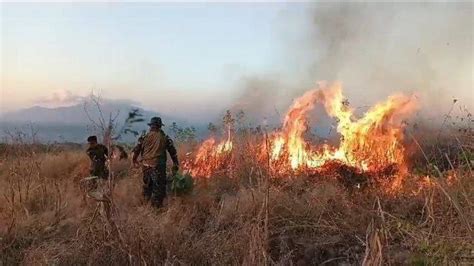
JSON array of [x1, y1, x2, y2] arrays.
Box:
[[142, 165, 167, 207]]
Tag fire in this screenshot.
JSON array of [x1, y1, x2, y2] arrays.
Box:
[[185, 82, 418, 185], [188, 127, 233, 178], [216, 127, 233, 154], [321, 83, 417, 172], [268, 83, 417, 174], [269, 84, 341, 170]]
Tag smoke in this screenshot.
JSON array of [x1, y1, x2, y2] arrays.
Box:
[[233, 2, 472, 124], [36, 89, 85, 108], [305, 2, 472, 112], [230, 75, 289, 125]]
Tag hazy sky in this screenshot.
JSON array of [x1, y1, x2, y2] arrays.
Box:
[[1, 2, 472, 123], [2, 2, 305, 118]]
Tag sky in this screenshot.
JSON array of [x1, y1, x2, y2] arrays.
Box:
[[2, 2, 306, 119], [1, 2, 473, 124]]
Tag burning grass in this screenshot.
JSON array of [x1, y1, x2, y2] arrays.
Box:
[[0, 84, 472, 264], [0, 134, 472, 265], [185, 83, 417, 187]]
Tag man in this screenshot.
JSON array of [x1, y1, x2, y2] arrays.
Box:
[[132, 117, 179, 208], [86, 135, 109, 180]]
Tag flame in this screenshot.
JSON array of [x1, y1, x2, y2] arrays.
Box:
[[268, 83, 417, 174], [188, 127, 233, 178], [216, 126, 233, 154], [186, 82, 418, 187], [322, 83, 417, 172]]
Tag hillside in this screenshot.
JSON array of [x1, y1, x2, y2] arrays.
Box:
[[0, 100, 202, 143]]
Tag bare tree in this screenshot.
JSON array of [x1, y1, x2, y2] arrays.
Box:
[[83, 92, 120, 147], [3, 123, 39, 144], [83, 91, 145, 147]]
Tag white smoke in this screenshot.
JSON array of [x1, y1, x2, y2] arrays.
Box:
[[36, 89, 84, 108]]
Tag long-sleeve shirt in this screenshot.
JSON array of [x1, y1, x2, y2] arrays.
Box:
[[132, 128, 179, 167], [86, 144, 109, 178]]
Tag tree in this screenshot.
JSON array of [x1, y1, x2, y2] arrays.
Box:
[[222, 110, 235, 137], [117, 108, 145, 140], [83, 92, 144, 146], [169, 122, 196, 144], [207, 122, 218, 135]]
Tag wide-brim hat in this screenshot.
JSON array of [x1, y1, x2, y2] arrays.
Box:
[[148, 117, 164, 126]]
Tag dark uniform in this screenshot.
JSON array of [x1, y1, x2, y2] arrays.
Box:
[[132, 117, 179, 207], [86, 143, 109, 179]]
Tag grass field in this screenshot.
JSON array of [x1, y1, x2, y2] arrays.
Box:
[[0, 130, 472, 265]]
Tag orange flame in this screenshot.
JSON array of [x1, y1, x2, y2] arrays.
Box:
[[188, 127, 233, 178], [322, 83, 417, 172], [186, 82, 418, 185]]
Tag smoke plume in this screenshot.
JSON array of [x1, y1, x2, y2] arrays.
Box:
[[306, 2, 472, 111], [234, 2, 472, 124]]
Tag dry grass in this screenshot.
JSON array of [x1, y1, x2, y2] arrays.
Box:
[[0, 139, 473, 265]]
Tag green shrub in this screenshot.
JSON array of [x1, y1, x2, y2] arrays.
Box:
[[169, 172, 194, 195]]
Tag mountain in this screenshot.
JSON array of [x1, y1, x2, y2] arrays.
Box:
[[0, 99, 204, 143], [2, 100, 154, 124]]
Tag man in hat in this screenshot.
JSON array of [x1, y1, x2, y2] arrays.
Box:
[[86, 135, 109, 180], [132, 117, 179, 208]]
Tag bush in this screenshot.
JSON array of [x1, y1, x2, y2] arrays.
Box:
[[169, 172, 194, 195]]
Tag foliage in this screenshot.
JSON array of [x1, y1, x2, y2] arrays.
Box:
[[169, 172, 194, 195], [207, 122, 218, 135], [119, 108, 145, 138], [169, 122, 196, 144], [222, 110, 235, 133]]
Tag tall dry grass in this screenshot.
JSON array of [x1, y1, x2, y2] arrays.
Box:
[[0, 137, 472, 265]]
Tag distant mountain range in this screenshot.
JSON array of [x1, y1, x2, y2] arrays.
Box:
[[0, 100, 205, 143]]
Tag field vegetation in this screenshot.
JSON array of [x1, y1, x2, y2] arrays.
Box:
[[0, 110, 472, 265]]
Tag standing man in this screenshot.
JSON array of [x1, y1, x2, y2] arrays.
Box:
[[132, 117, 179, 208], [86, 135, 109, 180]]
